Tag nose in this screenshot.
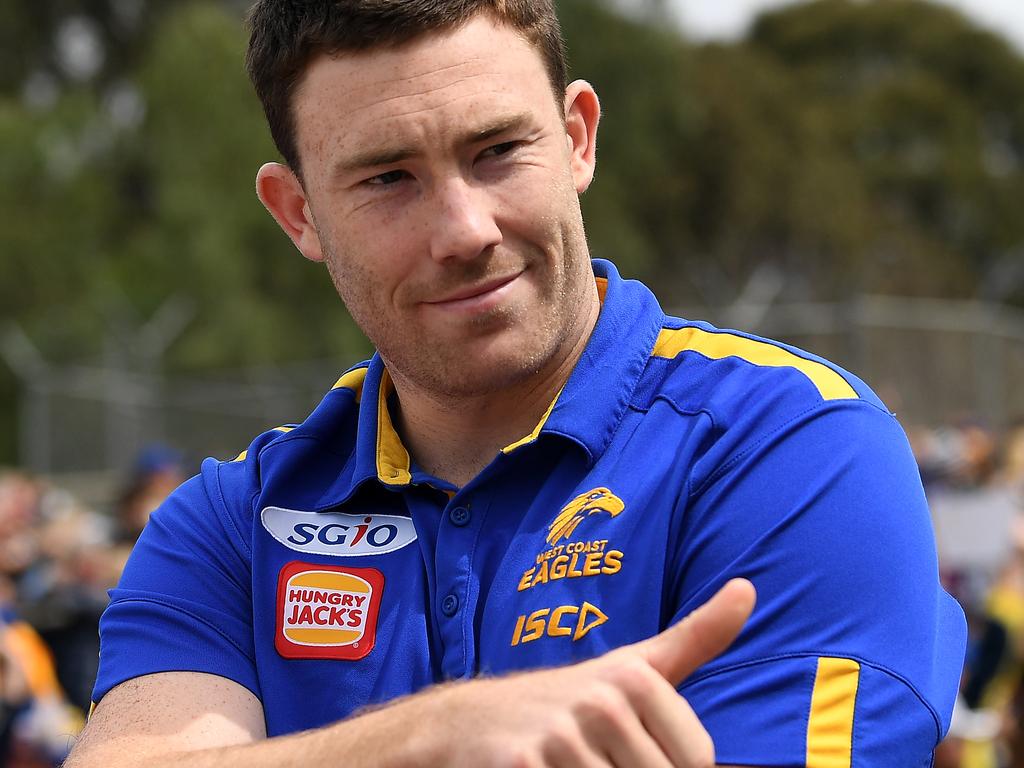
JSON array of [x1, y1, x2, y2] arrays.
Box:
[[428, 177, 502, 263]]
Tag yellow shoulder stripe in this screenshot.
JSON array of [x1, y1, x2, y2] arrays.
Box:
[[806, 657, 860, 767], [229, 368, 367, 463], [652, 327, 858, 401], [232, 426, 294, 462], [331, 366, 368, 400]]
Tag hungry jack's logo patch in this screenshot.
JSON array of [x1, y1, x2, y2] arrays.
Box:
[[546, 487, 625, 545], [275, 562, 384, 661]]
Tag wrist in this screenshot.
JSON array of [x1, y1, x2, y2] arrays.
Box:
[[340, 682, 461, 768]]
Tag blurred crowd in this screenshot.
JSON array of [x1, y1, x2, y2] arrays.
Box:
[[0, 448, 185, 767], [0, 423, 1022, 765], [916, 420, 1024, 768]]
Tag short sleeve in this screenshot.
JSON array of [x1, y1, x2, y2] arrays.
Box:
[[672, 402, 966, 766], [92, 459, 260, 704]]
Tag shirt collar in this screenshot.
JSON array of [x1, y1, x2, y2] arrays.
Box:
[[343, 258, 665, 493], [525, 259, 664, 464]]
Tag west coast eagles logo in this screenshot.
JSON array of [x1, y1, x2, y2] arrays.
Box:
[[546, 487, 625, 545]]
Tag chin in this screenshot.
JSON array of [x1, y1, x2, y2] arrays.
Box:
[[423, 342, 554, 399]]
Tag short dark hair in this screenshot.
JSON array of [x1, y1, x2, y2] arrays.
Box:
[[245, 0, 569, 176]]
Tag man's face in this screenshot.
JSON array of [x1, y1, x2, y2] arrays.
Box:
[[272, 14, 599, 399]]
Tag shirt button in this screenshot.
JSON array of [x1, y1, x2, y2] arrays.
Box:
[[441, 593, 459, 617], [449, 506, 471, 527]]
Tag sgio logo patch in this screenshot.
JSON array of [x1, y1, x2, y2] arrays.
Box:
[[262, 507, 417, 557], [275, 562, 384, 660]]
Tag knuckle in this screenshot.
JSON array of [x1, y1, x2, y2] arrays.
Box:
[[603, 653, 659, 700], [576, 682, 631, 731], [497, 743, 542, 768], [616, 658, 660, 698], [539, 713, 587, 762]]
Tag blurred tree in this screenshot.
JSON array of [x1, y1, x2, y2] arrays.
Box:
[[559, 0, 701, 281], [5, 0, 1024, 465], [125, 1, 368, 370], [0, 2, 370, 465], [672, 41, 877, 304], [0, 1, 369, 370], [749, 0, 1024, 299]]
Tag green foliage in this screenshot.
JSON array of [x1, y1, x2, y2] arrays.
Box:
[[5, 0, 1024, 463], [0, 2, 370, 374], [749, 0, 1024, 297], [559, 0, 701, 281], [127, 2, 366, 369]]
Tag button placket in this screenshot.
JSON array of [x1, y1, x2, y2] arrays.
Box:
[[434, 495, 488, 679]]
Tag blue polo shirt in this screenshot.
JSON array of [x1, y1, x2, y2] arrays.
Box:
[[94, 259, 965, 766]]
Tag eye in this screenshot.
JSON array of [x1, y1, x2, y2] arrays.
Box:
[[480, 141, 518, 159], [366, 169, 408, 186]]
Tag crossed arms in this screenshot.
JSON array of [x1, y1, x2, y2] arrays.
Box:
[[66, 580, 757, 768]]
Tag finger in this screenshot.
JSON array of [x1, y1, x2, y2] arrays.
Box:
[[635, 578, 756, 686], [601, 721, 675, 768], [580, 693, 673, 768], [541, 728, 615, 768], [633, 676, 715, 767]]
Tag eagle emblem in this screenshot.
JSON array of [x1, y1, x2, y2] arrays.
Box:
[[546, 487, 625, 545]]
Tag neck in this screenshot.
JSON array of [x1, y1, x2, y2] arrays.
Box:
[[388, 291, 600, 488]]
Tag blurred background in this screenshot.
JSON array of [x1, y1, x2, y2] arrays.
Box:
[[1, 0, 1023, 764]]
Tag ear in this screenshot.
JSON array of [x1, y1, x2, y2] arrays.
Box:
[[255, 162, 325, 262], [563, 80, 601, 194]]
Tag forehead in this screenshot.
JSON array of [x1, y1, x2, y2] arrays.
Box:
[[291, 15, 558, 168]]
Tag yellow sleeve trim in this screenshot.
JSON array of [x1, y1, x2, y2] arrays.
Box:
[[652, 327, 858, 401], [232, 426, 294, 462], [806, 657, 860, 767]]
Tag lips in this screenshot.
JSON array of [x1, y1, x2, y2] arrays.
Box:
[[425, 272, 521, 306]]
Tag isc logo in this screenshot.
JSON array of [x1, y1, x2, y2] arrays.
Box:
[[262, 507, 417, 557], [511, 602, 608, 647]]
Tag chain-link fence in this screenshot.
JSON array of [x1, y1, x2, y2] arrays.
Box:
[[5, 294, 1023, 503], [709, 295, 1024, 430]]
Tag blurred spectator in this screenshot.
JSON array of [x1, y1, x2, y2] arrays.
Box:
[[0, 488, 84, 766], [1, 609, 31, 763], [0, 466, 146, 766], [0, 472, 43, 595], [114, 444, 186, 544], [18, 491, 119, 714], [924, 419, 1024, 767], [918, 421, 1019, 610], [0, 608, 83, 767]]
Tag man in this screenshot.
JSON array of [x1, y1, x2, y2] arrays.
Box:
[[66, 1, 966, 766]]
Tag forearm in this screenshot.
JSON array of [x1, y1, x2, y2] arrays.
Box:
[[65, 687, 446, 768]]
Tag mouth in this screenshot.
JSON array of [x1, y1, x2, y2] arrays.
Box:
[[423, 271, 523, 312]]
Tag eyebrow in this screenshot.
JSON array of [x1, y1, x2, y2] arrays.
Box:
[[332, 111, 534, 177]]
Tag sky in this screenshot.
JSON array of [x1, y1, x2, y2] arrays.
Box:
[[665, 0, 1024, 52]]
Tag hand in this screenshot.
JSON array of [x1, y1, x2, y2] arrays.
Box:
[[428, 578, 756, 768]]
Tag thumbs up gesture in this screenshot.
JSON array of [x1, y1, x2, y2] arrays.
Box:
[[415, 579, 756, 768]]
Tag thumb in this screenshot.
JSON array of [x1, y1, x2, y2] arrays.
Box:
[[635, 578, 756, 687]]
